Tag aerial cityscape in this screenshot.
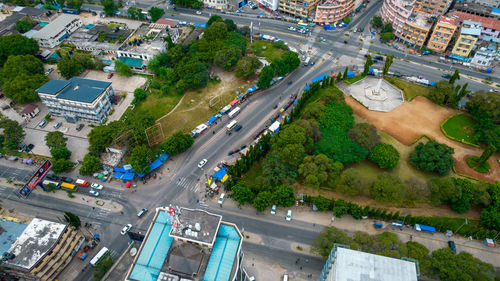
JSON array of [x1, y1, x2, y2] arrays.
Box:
[[0, 0, 498, 280]]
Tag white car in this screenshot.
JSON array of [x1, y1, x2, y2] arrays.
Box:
[[91, 183, 103, 190], [271, 205, 276, 215], [286, 210, 292, 221], [198, 159, 208, 168], [218, 193, 226, 205], [89, 189, 99, 197], [196, 11, 202, 14], [120, 224, 132, 235]]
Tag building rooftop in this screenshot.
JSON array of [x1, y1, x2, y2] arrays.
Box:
[[450, 11, 500, 30], [0, 219, 28, 258], [169, 208, 221, 246], [37, 77, 111, 103], [331, 247, 418, 281], [118, 23, 166, 55], [408, 12, 432, 29], [6, 218, 67, 270], [21, 104, 38, 114], [438, 15, 458, 25], [33, 14, 80, 39], [182, 26, 204, 46], [16, 6, 45, 17], [454, 1, 500, 19], [461, 20, 482, 36], [0, 13, 23, 36], [154, 18, 175, 27]]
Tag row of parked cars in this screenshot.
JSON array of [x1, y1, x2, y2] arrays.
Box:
[[39, 120, 85, 131]]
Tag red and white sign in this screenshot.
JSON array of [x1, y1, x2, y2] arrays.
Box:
[[19, 160, 53, 198]]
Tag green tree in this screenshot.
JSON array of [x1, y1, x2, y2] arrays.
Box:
[[2, 54, 48, 103], [428, 80, 453, 105], [67, 0, 83, 9], [428, 248, 496, 281], [410, 140, 454, 175], [298, 154, 343, 187], [311, 226, 351, 258], [57, 56, 85, 79], [64, 211, 81, 229], [281, 51, 300, 72], [88, 125, 114, 156], [363, 55, 373, 76], [114, 60, 133, 76], [93, 256, 114, 280], [271, 58, 288, 76], [45, 131, 67, 149], [382, 55, 394, 76], [257, 65, 274, 89], [160, 131, 194, 156], [214, 45, 242, 70], [0, 117, 25, 150], [207, 15, 223, 26], [51, 146, 71, 160], [129, 145, 154, 174], [336, 71, 342, 82], [148, 7, 165, 22], [101, 0, 117, 16], [380, 32, 395, 42], [224, 19, 237, 32], [343, 67, 348, 80], [370, 173, 404, 203], [253, 191, 273, 212], [449, 69, 460, 85], [272, 184, 295, 207], [369, 143, 400, 170], [333, 198, 349, 218], [52, 159, 74, 174], [97, 31, 107, 42], [128, 7, 140, 19], [337, 169, 363, 196], [260, 152, 298, 187], [235, 56, 262, 78], [347, 123, 380, 150], [476, 144, 496, 166], [15, 18, 34, 33], [371, 16, 383, 28], [79, 153, 101, 175], [203, 22, 228, 42], [132, 88, 147, 105], [0, 34, 39, 66], [232, 183, 254, 205], [381, 22, 393, 33]]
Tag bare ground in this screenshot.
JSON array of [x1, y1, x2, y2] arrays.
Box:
[[345, 95, 500, 183]]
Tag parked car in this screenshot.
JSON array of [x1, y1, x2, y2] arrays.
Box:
[[442, 74, 452, 79], [17, 143, 26, 153], [45, 68, 54, 75], [38, 120, 48, 128], [137, 208, 148, 217], [375, 56, 384, 60], [46, 174, 60, 181], [25, 144, 34, 152], [62, 177, 74, 183], [107, 72, 114, 79], [286, 210, 292, 221], [120, 224, 132, 235], [89, 190, 99, 197], [198, 159, 208, 168], [8, 156, 18, 161], [218, 193, 226, 205], [448, 241, 456, 253], [234, 125, 242, 131], [196, 10, 202, 14], [271, 205, 276, 215], [76, 124, 84, 131], [91, 183, 103, 190], [53, 122, 62, 129]]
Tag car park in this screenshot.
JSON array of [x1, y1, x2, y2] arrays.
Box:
[[76, 124, 84, 131], [271, 205, 276, 215], [286, 210, 292, 221], [25, 144, 34, 152], [53, 122, 62, 129], [39, 120, 48, 128], [198, 159, 208, 168], [137, 208, 148, 217], [120, 224, 132, 235], [218, 193, 226, 205], [89, 190, 100, 197], [91, 183, 103, 190], [17, 143, 26, 153]]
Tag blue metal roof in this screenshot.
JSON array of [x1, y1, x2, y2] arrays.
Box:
[[0, 220, 27, 256], [37, 78, 111, 103], [203, 224, 241, 281], [311, 74, 328, 83]]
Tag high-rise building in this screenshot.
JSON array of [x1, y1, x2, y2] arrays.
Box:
[[426, 15, 459, 52], [451, 20, 482, 57], [279, 0, 321, 20], [380, 0, 416, 38], [314, 0, 355, 24]]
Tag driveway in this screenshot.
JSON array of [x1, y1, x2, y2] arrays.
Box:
[[24, 127, 89, 162]]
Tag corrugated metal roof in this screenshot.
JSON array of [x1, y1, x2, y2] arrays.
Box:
[[33, 14, 80, 39]]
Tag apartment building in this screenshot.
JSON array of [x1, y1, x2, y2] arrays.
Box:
[[426, 15, 458, 52], [203, 0, 228, 9], [37, 77, 114, 124], [451, 20, 482, 57], [380, 0, 416, 37], [449, 11, 500, 41], [279, 0, 321, 19], [314, 0, 355, 24], [471, 44, 498, 69], [257, 0, 280, 12], [32, 14, 82, 48], [414, 0, 453, 15], [400, 13, 432, 48]]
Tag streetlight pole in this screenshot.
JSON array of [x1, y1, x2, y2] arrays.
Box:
[[455, 218, 468, 233]]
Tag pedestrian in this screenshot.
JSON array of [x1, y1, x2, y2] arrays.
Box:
[[300, 266, 302, 270]]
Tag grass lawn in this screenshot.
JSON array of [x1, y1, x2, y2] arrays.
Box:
[[386, 77, 430, 101], [441, 114, 479, 145], [344, 75, 365, 85], [240, 160, 263, 189], [135, 90, 182, 119], [250, 40, 284, 63]]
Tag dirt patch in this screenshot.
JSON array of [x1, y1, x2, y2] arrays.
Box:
[[345, 95, 500, 183]]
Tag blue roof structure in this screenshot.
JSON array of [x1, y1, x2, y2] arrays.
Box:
[[207, 116, 218, 125], [37, 78, 111, 103], [0, 220, 27, 256], [212, 169, 227, 181], [246, 86, 257, 92], [203, 224, 241, 281], [311, 74, 328, 83]]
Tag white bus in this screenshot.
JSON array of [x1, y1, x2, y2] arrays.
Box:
[[228, 107, 241, 119], [304, 57, 311, 66], [90, 247, 109, 266], [42, 180, 60, 188], [226, 120, 238, 132]]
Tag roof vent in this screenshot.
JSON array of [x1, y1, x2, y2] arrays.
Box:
[[194, 223, 201, 231], [73, 85, 79, 91]]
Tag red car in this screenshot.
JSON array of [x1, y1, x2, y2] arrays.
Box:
[[107, 72, 114, 79]]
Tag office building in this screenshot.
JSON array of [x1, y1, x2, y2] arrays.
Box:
[[32, 14, 82, 48], [426, 15, 458, 52], [319, 245, 419, 281], [125, 206, 245, 281], [451, 20, 482, 57], [37, 77, 114, 123], [314, 0, 355, 24], [279, 0, 321, 20]]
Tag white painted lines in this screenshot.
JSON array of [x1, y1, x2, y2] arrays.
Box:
[[175, 177, 199, 192]]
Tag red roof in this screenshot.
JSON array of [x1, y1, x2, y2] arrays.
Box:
[[449, 11, 500, 30], [155, 18, 175, 27], [21, 104, 38, 114]]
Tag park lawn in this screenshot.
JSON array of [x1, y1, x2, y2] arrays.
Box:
[[441, 114, 480, 145], [135, 90, 182, 119], [344, 75, 365, 85], [386, 77, 430, 101], [250, 40, 284, 63]]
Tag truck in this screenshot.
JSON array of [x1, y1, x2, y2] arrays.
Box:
[[228, 107, 241, 119], [304, 57, 311, 66], [75, 179, 90, 187], [414, 224, 436, 234], [373, 222, 383, 228]]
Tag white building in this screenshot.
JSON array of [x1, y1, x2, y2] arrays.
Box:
[[203, 0, 228, 9], [258, 0, 279, 11], [32, 14, 82, 48], [471, 44, 498, 69]]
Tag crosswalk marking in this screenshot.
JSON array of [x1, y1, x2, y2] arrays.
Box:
[[175, 177, 200, 193]]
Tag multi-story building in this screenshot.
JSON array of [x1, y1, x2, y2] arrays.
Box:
[[32, 14, 82, 48], [279, 0, 321, 20], [257, 0, 280, 14], [400, 13, 433, 48], [66, 25, 133, 55], [426, 15, 458, 52], [451, 20, 482, 57], [414, 0, 452, 15], [203, 0, 228, 9], [314, 0, 355, 24], [37, 77, 114, 123], [380, 0, 416, 38], [125, 206, 246, 281], [471, 43, 498, 69], [455, 0, 500, 14], [449, 11, 500, 42]]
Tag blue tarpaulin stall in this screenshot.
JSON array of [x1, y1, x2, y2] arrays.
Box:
[[207, 116, 218, 125], [137, 153, 169, 177], [311, 74, 328, 83], [303, 86, 310, 91], [415, 224, 436, 233], [114, 167, 126, 173], [246, 86, 257, 92], [447, 54, 469, 62], [113, 172, 135, 180], [212, 169, 227, 181], [347, 71, 355, 78]]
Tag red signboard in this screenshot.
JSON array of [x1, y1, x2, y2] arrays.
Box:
[[19, 160, 53, 198]]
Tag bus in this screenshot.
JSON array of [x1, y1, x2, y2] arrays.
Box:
[[90, 247, 110, 266], [304, 57, 311, 66], [60, 182, 78, 191], [228, 107, 241, 119], [226, 120, 238, 133], [297, 21, 308, 29]]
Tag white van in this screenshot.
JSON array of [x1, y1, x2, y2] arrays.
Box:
[[283, 274, 289, 281], [228, 107, 240, 119], [226, 120, 238, 133]]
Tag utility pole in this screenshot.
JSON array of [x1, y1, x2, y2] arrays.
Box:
[[250, 22, 253, 43]]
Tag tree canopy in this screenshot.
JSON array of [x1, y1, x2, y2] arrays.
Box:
[[252, 191, 273, 212], [45, 131, 67, 149], [369, 143, 400, 170], [235, 56, 262, 79], [0, 116, 25, 150], [347, 123, 380, 150], [410, 140, 454, 175], [101, 0, 117, 16], [159, 131, 194, 156], [148, 7, 165, 22], [79, 154, 101, 175], [0, 34, 39, 66], [129, 145, 154, 174], [114, 60, 133, 76], [370, 173, 404, 203], [2, 54, 48, 104], [298, 154, 343, 187], [232, 183, 254, 205]]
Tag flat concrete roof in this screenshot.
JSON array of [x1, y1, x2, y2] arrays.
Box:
[[170, 208, 221, 246], [332, 247, 418, 281], [6, 218, 67, 270]]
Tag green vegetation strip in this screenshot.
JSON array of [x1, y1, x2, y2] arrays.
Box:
[[385, 77, 430, 101]]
